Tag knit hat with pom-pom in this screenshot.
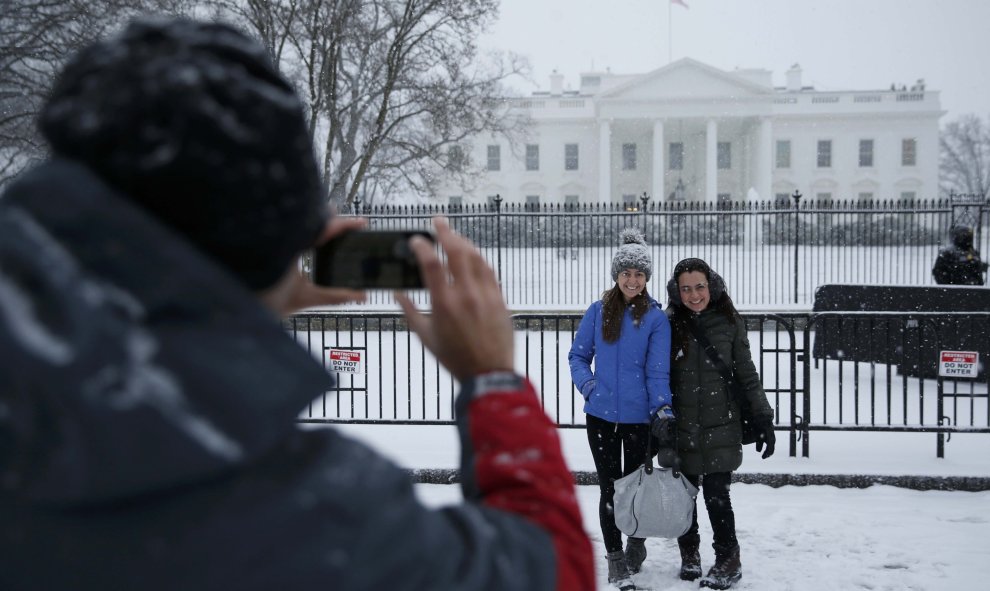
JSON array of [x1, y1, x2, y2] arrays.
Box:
[[611, 228, 652, 281], [39, 17, 328, 290]]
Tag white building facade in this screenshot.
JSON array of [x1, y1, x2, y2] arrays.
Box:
[[442, 58, 942, 207]]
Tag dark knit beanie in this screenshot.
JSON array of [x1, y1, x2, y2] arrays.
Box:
[[950, 225, 974, 249], [611, 228, 652, 281], [39, 17, 328, 290]]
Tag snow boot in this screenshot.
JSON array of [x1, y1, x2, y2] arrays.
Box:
[[606, 550, 637, 590], [678, 539, 702, 581], [699, 544, 741, 589], [624, 537, 647, 574]]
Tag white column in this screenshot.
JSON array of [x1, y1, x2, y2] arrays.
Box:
[[598, 120, 611, 203], [705, 118, 718, 203], [757, 117, 773, 201], [652, 120, 665, 203]]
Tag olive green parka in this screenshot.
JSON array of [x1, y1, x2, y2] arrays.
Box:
[[666, 308, 774, 475]]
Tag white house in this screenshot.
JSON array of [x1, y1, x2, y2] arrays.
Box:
[[441, 58, 942, 207]]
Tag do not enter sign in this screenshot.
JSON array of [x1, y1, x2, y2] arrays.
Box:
[[939, 351, 978, 379], [328, 348, 365, 374]]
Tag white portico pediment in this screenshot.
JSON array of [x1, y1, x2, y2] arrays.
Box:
[[598, 58, 773, 103]]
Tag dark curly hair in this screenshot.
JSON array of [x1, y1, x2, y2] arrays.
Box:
[[666, 258, 739, 358]]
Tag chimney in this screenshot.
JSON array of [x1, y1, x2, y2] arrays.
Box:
[[550, 70, 564, 95], [786, 63, 802, 92]]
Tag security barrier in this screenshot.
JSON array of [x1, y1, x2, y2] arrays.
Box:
[[289, 311, 990, 458]]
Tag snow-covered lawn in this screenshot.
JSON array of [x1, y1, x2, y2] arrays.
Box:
[[344, 244, 947, 310], [416, 481, 988, 591], [335, 424, 990, 590]]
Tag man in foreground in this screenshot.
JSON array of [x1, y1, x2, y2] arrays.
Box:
[[0, 17, 592, 590]]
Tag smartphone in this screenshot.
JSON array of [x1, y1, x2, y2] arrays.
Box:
[[311, 229, 434, 289]]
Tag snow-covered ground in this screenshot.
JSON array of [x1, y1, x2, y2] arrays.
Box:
[[333, 423, 990, 590]]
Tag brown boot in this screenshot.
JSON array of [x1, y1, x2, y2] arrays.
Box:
[[678, 539, 702, 581], [699, 544, 741, 589]]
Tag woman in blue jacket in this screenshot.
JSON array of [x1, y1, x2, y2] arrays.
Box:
[[569, 229, 673, 590]]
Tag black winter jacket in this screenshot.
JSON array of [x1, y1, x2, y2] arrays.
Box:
[[0, 159, 592, 590], [667, 308, 774, 475], [932, 227, 987, 285]]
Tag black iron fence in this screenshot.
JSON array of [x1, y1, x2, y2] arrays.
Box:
[[335, 196, 989, 309], [289, 311, 990, 459]]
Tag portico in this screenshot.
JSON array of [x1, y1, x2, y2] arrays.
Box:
[[594, 59, 775, 204]]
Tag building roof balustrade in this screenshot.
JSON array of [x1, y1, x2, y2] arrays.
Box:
[[769, 90, 936, 113], [511, 89, 933, 114]]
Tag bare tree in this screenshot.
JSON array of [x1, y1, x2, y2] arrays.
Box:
[[212, 0, 529, 206], [940, 113, 990, 200], [0, 0, 196, 188], [1, 0, 109, 184]]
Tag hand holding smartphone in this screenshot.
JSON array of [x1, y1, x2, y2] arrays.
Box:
[[395, 217, 515, 380], [311, 229, 435, 289]]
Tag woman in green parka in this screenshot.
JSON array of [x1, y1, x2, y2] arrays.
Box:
[[662, 258, 776, 590]]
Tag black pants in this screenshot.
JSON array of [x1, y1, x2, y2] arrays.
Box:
[[585, 414, 651, 553], [678, 472, 738, 551]]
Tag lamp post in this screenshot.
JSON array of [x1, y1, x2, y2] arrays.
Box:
[[493, 194, 503, 285], [640, 192, 651, 234], [792, 190, 803, 304]]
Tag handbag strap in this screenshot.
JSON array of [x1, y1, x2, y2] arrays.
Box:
[[686, 319, 734, 382], [687, 319, 743, 410], [643, 409, 683, 478], [643, 431, 654, 474]]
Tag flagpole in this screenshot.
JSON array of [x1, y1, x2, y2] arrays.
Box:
[[668, 0, 672, 64]]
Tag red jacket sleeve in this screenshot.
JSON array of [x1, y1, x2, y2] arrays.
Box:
[[457, 372, 594, 591]]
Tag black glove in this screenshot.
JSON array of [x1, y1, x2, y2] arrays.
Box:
[[754, 417, 776, 459], [650, 407, 675, 448], [651, 407, 679, 473], [655, 446, 680, 472]]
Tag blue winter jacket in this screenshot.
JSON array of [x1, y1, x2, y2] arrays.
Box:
[[568, 298, 673, 424]]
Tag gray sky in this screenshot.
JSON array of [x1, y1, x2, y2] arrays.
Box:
[[480, 0, 990, 122]]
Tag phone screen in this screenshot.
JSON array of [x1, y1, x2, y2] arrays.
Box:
[[311, 230, 434, 289]]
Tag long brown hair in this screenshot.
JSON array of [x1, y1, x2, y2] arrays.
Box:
[[601, 285, 651, 343]]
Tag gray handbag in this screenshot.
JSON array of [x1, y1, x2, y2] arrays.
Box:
[[613, 435, 699, 539]]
